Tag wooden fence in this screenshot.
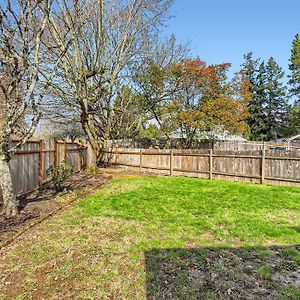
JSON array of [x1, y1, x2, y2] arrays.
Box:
[[107, 138, 300, 151], [101, 146, 300, 186], [10, 139, 88, 196]]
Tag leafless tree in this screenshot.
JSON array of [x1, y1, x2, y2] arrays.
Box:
[[109, 85, 144, 139], [0, 0, 71, 217], [44, 0, 173, 166]]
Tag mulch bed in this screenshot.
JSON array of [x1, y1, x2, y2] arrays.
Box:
[[0, 171, 110, 246]]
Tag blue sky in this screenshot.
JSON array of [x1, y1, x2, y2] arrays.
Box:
[[164, 0, 300, 78]]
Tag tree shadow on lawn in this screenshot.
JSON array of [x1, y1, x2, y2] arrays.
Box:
[[291, 227, 300, 234], [145, 245, 300, 300]]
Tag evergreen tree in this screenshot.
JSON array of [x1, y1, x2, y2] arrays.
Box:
[[282, 103, 300, 137], [242, 53, 267, 140], [242, 54, 289, 141], [264, 57, 288, 140], [288, 34, 300, 103]]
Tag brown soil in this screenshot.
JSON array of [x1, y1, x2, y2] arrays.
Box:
[[145, 246, 300, 299], [0, 171, 110, 245]]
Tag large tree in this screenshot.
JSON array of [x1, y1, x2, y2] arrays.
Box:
[[0, 0, 51, 217], [282, 103, 300, 137], [264, 57, 288, 140], [121, 34, 189, 140], [136, 58, 251, 147], [241, 53, 267, 140], [0, 0, 73, 217], [242, 53, 289, 141], [44, 0, 173, 166], [169, 60, 250, 146]]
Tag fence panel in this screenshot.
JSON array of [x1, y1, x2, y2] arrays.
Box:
[[265, 150, 300, 183], [9, 139, 88, 196], [173, 149, 209, 176], [107, 139, 300, 151], [103, 147, 300, 186], [42, 139, 55, 181], [10, 142, 40, 195]]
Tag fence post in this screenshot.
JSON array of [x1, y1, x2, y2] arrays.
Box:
[[170, 149, 174, 176], [64, 141, 67, 169], [53, 138, 58, 167], [77, 143, 81, 172], [38, 140, 43, 186], [209, 149, 213, 180], [115, 144, 119, 164], [139, 149, 143, 173], [261, 142, 266, 184]]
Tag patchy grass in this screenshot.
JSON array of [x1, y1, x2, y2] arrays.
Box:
[[256, 265, 273, 278], [0, 175, 300, 299]]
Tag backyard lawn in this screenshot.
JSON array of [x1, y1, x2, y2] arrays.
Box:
[[0, 175, 300, 299]]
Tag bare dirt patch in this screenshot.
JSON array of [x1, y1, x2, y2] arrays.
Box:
[[0, 172, 110, 245], [145, 246, 300, 299]]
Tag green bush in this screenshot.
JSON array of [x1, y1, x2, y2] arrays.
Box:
[[47, 162, 73, 192]]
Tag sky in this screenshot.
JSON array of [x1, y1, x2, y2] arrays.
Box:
[[163, 0, 300, 78]]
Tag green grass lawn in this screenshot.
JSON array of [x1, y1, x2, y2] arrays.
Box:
[[1, 175, 300, 299]]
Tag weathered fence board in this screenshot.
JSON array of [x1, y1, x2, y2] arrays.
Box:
[[10, 139, 88, 196], [102, 147, 300, 186], [107, 138, 300, 151]]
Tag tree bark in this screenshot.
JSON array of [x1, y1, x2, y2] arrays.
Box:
[[87, 143, 97, 168], [81, 110, 103, 167], [0, 155, 18, 217]]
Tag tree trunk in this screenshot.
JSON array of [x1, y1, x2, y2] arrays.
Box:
[[87, 142, 97, 168], [81, 111, 102, 168], [0, 155, 18, 217]]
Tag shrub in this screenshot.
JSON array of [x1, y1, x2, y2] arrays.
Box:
[[47, 162, 73, 192]]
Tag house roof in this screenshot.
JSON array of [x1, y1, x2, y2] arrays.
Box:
[[170, 130, 247, 141], [286, 134, 300, 143]]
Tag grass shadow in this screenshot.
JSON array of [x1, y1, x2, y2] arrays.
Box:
[[145, 245, 300, 300], [290, 227, 300, 234]]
